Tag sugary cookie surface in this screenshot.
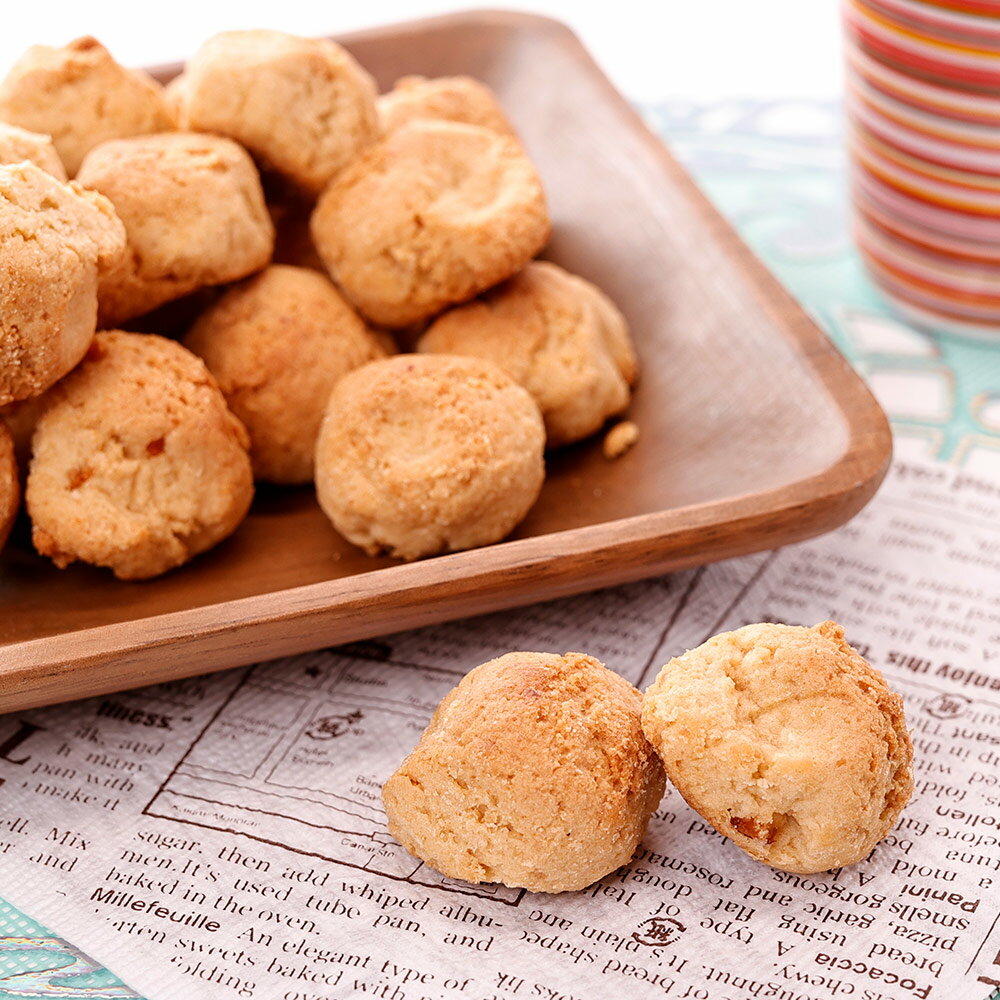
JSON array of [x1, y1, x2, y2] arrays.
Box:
[[383, 651, 665, 892], [310, 119, 550, 327], [0, 162, 125, 405], [314, 354, 545, 560], [173, 30, 378, 195], [0, 36, 173, 175], [641, 621, 913, 874], [26, 331, 253, 580], [185, 264, 386, 484], [419, 260, 637, 445]]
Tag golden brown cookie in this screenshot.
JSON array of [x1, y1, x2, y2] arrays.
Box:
[[310, 120, 550, 327], [26, 331, 253, 580], [171, 30, 378, 197], [185, 265, 387, 484], [0, 162, 126, 405], [76, 132, 274, 325], [0, 36, 173, 176], [315, 354, 544, 560], [0, 122, 66, 179], [377, 75, 515, 137], [0, 421, 19, 551], [418, 261, 637, 446], [641, 621, 913, 874], [383, 651, 665, 893]]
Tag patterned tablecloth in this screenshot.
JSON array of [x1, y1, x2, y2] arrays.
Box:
[[1, 99, 999, 1000]]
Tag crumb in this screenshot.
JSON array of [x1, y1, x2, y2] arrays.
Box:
[[603, 420, 639, 459]]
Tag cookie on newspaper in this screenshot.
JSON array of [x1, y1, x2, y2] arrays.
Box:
[[641, 621, 913, 874], [27, 331, 253, 580], [76, 132, 274, 325], [383, 651, 666, 893], [0, 162, 126, 406], [314, 354, 544, 560], [418, 261, 637, 446], [185, 265, 387, 484], [377, 75, 515, 137], [0, 36, 173, 175], [171, 30, 378, 196], [310, 120, 549, 327]]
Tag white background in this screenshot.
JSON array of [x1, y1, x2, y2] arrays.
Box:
[[1, 1, 843, 102]]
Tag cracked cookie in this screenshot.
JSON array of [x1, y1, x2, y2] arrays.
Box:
[[0, 36, 173, 176], [418, 261, 637, 446], [171, 30, 378, 197], [26, 330, 253, 579], [383, 651, 666, 892], [0, 161, 126, 405], [310, 119, 549, 328], [314, 354, 544, 560], [641, 621, 913, 874], [76, 132, 274, 325], [185, 264, 387, 484]]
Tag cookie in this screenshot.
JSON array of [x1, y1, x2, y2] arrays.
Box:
[[314, 354, 544, 560], [641, 621, 914, 874], [0, 420, 19, 551], [76, 132, 274, 325], [185, 265, 387, 484], [418, 261, 637, 446], [383, 651, 665, 893], [26, 331, 253, 580], [171, 30, 378, 196], [377, 75, 515, 137], [0, 161, 126, 405], [310, 120, 550, 327], [0, 122, 66, 179], [0, 36, 173, 176]]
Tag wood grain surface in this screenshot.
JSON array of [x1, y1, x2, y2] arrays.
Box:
[[0, 11, 891, 712]]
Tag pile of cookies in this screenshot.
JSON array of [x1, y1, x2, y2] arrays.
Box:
[[383, 621, 915, 891], [0, 31, 638, 579]]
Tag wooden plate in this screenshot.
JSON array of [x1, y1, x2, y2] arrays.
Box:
[[0, 11, 891, 712]]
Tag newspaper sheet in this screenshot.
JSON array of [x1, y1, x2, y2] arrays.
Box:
[[1, 456, 999, 1000]]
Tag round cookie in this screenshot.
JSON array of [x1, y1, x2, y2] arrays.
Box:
[[310, 120, 550, 328], [26, 331, 253, 580], [0, 36, 173, 176], [0, 122, 66, 179], [185, 265, 387, 484], [0, 161, 126, 406], [0, 421, 19, 551], [641, 621, 913, 874], [418, 261, 637, 446], [314, 354, 545, 560], [76, 132, 274, 325], [172, 30, 378, 197], [377, 75, 515, 137], [383, 651, 666, 893]]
